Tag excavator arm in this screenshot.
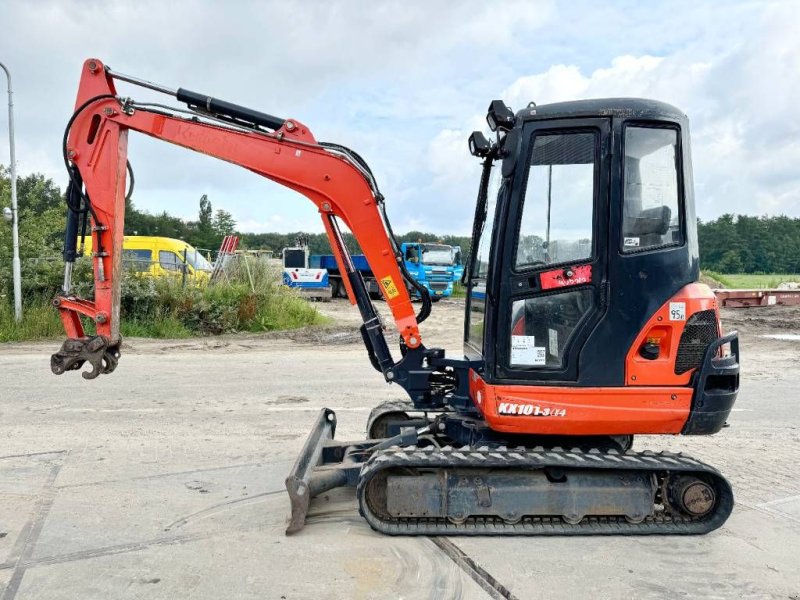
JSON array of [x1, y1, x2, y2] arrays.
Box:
[[51, 58, 427, 380]]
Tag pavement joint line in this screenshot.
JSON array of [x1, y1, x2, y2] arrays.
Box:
[[429, 537, 519, 600], [55, 458, 293, 490], [0, 517, 292, 573], [164, 489, 284, 531], [1, 461, 63, 600], [749, 504, 800, 525], [756, 494, 800, 508], [0, 532, 211, 572], [0, 450, 68, 461]]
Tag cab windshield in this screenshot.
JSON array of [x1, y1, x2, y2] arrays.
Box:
[[185, 248, 213, 272], [421, 244, 454, 266]]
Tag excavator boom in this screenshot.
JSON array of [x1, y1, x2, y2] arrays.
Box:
[[51, 58, 425, 381]]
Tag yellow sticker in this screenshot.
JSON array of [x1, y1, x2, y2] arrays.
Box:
[[380, 275, 400, 299]]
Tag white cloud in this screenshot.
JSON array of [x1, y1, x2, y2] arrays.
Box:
[[1, 0, 798, 235], [424, 3, 800, 224]]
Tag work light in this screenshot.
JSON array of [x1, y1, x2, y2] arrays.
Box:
[[468, 131, 492, 157], [486, 100, 515, 132]]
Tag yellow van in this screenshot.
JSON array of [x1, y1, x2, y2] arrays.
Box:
[[81, 236, 213, 281]]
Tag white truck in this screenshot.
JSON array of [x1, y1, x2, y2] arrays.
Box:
[[281, 241, 332, 301]]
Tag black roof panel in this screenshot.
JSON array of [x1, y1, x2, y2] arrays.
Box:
[[515, 98, 686, 122]]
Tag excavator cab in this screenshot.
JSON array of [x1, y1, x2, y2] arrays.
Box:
[[52, 60, 739, 537], [461, 99, 738, 438]]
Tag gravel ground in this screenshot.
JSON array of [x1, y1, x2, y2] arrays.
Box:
[[0, 299, 799, 599]]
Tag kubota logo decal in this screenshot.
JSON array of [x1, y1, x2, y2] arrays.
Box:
[[497, 402, 567, 417], [380, 275, 400, 299]]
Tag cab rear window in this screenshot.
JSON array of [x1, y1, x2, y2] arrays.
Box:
[[622, 126, 682, 252]]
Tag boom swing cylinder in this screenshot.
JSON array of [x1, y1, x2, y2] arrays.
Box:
[[53, 59, 739, 536]]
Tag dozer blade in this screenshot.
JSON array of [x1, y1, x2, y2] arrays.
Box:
[[285, 408, 350, 534]]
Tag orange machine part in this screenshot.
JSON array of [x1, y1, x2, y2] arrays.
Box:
[[57, 58, 422, 349], [468, 370, 692, 436], [468, 283, 722, 436], [625, 283, 719, 386]]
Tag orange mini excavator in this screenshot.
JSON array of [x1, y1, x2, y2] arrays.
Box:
[[52, 59, 740, 535]]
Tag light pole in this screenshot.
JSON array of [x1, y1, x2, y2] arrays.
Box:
[[0, 61, 21, 322]]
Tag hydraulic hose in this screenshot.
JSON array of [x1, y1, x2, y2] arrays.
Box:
[[320, 141, 432, 324], [62, 95, 136, 266], [465, 156, 496, 288]]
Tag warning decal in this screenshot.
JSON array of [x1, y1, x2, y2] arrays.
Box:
[[380, 275, 400, 299]]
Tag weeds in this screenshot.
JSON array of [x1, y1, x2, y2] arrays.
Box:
[[0, 300, 64, 342], [704, 271, 800, 289], [0, 256, 327, 342]]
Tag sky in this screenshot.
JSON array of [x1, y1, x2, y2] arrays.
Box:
[[0, 0, 798, 235]]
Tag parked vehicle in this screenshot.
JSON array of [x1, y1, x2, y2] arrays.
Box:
[[282, 243, 332, 301], [82, 235, 212, 281], [311, 242, 459, 301]]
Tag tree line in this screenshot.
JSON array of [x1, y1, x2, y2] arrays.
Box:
[[125, 194, 236, 252], [697, 214, 800, 274], [238, 231, 472, 258], [1, 166, 798, 275]]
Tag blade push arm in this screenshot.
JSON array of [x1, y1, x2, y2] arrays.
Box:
[[52, 58, 422, 378]]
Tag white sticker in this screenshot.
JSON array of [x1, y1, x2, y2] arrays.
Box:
[[624, 237, 640, 247], [512, 336, 547, 366], [533, 347, 546, 365], [669, 302, 686, 321], [511, 335, 536, 365], [768, 295, 777, 306], [548, 328, 559, 357]]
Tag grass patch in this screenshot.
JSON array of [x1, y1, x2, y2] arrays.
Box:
[[0, 299, 64, 342], [451, 283, 467, 298], [705, 272, 800, 289], [1, 258, 328, 342], [120, 315, 192, 339]]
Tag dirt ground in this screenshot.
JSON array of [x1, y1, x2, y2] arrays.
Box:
[[1, 299, 799, 599]]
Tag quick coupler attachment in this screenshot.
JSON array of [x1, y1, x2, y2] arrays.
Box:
[[50, 336, 121, 380], [285, 408, 347, 534]]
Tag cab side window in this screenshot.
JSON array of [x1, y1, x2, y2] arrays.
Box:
[[159, 250, 182, 271], [622, 126, 682, 251]]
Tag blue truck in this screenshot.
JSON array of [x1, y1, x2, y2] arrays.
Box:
[[310, 242, 459, 301]]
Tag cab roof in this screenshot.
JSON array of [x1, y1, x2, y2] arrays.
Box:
[[515, 98, 686, 123]]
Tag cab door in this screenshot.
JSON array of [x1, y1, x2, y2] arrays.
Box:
[[493, 118, 611, 383]]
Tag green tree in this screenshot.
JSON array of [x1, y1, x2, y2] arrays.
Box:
[[0, 166, 67, 299], [192, 194, 216, 248], [213, 209, 236, 237]]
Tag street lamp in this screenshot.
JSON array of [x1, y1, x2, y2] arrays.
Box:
[[0, 61, 21, 322]]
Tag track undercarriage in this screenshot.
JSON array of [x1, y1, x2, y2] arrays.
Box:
[[285, 404, 734, 536]]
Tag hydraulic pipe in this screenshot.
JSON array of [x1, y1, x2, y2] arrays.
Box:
[[176, 88, 285, 131], [104, 66, 177, 96]]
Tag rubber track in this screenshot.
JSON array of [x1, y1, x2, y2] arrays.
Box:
[[356, 445, 734, 536]]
